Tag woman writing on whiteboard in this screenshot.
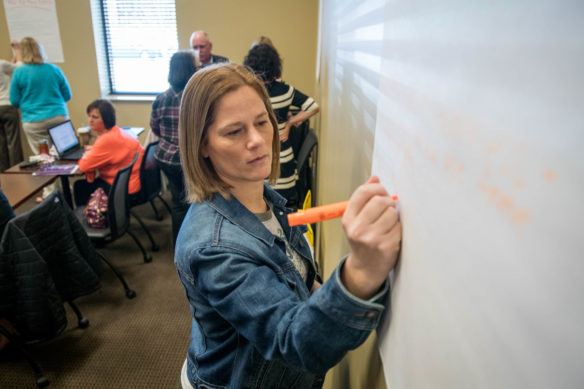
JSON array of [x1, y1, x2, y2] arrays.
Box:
[[175, 63, 402, 388]]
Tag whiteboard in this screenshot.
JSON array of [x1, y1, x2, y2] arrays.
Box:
[[372, 1, 584, 388], [4, 0, 64, 63]]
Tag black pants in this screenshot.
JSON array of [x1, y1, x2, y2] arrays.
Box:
[[0, 105, 24, 172], [73, 178, 112, 207], [74, 177, 142, 208], [159, 162, 189, 245]]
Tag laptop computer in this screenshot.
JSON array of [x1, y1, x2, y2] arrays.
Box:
[[48, 120, 85, 160]]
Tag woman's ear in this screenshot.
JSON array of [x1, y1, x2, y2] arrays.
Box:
[[201, 137, 209, 158]]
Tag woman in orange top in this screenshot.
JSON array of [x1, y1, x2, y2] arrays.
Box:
[[74, 99, 144, 206]]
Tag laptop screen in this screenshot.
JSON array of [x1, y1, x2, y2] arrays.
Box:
[[49, 120, 79, 153]]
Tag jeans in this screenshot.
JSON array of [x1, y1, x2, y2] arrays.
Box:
[[159, 162, 188, 245]]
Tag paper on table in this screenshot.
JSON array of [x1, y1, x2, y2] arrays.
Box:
[[33, 164, 79, 175]]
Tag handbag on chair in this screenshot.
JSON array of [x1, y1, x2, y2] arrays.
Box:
[[83, 188, 108, 229]]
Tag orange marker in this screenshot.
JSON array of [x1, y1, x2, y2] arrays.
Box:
[[287, 196, 398, 226]]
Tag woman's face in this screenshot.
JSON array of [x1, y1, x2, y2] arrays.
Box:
[[202, 85, 273, 190], [88, 108, 106, 134]]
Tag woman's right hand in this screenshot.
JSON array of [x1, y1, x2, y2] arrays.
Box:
[[340, 176, 402, 300], [279, 122, 291, 142]]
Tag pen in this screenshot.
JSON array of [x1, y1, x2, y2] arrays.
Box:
[[287, 196, 398, 226]]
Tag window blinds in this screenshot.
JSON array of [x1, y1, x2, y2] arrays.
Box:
[[100, 0, 178, 94]]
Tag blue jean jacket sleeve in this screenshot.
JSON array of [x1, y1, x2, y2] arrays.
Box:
[[190, 246, 389, 375], [176, 186, 391, 385]]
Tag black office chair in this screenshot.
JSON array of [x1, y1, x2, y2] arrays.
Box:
[[129, 141, 171, 251], [0, 324, 50, 388], [73, 153, 153, 264], [295, 129, 318, 209], [131, 141, 170, 219], [45, 190, 136, 300], [0, 190, 103, 388]]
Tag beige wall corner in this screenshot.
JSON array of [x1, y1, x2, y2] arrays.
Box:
[[315, 0, 388, 387], [324, 333, 387, 389]]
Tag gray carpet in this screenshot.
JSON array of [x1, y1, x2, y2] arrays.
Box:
[[0, 195, 192, 388]]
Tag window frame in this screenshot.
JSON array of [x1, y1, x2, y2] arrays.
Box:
[[90, 0, 178, 100]]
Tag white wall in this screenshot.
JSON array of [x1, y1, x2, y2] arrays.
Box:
[[372, 1, 584, 388], [317, 0, 584, 388]]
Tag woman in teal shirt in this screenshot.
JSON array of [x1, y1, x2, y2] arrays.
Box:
[[10, 37, 71, 155]]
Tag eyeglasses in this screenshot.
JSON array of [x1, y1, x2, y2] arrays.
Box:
[[192, 44, 208, 50]]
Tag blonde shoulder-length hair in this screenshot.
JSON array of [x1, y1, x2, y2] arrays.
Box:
[[20, 37, 46, 64], [179, 63, 280, 203]]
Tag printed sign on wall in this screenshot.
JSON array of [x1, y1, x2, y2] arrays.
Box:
[[4, 0, 64, 62]]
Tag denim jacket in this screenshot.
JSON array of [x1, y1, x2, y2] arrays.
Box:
[[175, 184, 389, 389]]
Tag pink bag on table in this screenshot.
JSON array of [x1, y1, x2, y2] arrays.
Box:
[[83, 187, 108, 228]]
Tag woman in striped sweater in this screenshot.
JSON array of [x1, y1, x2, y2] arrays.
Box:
[[244, 43, 319, 207]]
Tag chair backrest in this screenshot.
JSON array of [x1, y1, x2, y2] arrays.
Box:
[[138, 141, 162, 203], [1, 190, 102, 341], [0, 188, 15, 238], [108, 153, 139, 239], [295, 130, 318, 208], [289, 119, 310, 158]]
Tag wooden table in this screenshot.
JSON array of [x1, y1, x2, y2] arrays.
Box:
[[4, 163, 41, 174], [0, 173, 58, 208], [4, 161, 80, 207], [4, 127, 143, 206]]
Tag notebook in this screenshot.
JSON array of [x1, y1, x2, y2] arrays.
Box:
[[48, 120, 85, 160]]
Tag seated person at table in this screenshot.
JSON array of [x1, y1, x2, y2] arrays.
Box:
[[74, 99, 144, 206]]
